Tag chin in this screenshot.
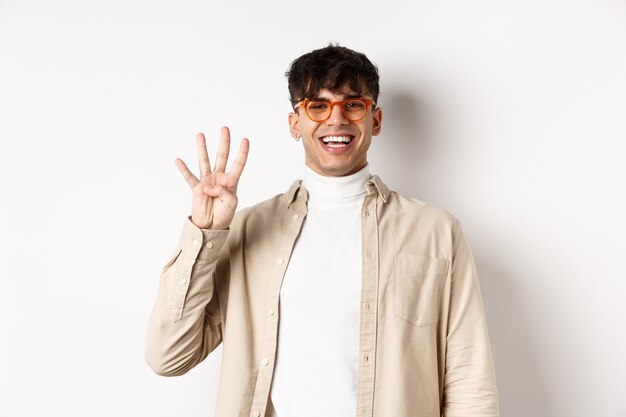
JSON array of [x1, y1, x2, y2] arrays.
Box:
[[320, 165, 357, 177]]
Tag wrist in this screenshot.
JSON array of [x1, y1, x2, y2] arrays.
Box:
[[190, 216, 210, 230], [207, 224, 229, 231]]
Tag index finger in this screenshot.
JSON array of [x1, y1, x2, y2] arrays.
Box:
[[228, 138, 250, 182]]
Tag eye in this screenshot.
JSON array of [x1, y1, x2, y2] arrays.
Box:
[[307, 102, 329, 112], [344, 100, 366, 111]]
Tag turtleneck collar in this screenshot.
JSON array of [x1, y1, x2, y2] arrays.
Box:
[[302, 164, 371, 208]]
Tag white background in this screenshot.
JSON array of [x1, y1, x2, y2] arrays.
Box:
[[1, 1, 625, 416]]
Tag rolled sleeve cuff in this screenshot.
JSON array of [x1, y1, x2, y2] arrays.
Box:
[[179, 216, 230, 261]]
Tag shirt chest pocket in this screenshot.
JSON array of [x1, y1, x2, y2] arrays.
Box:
[[393, 254, 450, 327]]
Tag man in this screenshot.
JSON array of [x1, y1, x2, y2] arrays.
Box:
[[145, 45, 499, 417]]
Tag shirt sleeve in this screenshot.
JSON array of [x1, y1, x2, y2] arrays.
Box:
[[145, 216, 230, 376], [442, 219, 500, 417]]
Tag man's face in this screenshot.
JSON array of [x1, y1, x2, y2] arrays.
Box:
[[288, 88, 382, 177]]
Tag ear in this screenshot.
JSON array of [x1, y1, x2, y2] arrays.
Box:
[[288, 112, 300, 139], [371, 107, 382, 136]]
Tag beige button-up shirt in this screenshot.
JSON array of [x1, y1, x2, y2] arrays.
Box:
[[145, 176, 499, 417]]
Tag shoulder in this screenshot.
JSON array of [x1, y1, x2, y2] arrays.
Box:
[[230, 180, 302, 231], [219, 182, 302, 253], [390, 190, 457, 219], [377, 189, 468, 259], [366, 174, 463, 235], [234, 195, 283, 225], [369, 175, 458, 226], [381, 189, 463, 237]]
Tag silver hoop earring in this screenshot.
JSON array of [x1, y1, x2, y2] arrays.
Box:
[[295, 136, 301, 142]]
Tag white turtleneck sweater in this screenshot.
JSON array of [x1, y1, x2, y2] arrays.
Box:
[[269, 165, 371, 417]]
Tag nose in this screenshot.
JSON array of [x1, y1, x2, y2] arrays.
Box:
[[325, 102, 349, 126]]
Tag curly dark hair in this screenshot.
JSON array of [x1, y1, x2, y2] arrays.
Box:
[[285, 44, 380, 109]]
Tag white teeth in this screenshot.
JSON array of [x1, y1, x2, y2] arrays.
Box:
[[321, 135, 352, 143]]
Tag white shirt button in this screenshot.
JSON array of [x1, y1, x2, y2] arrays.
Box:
[[276, 258, 284, 265], [182, 279, 188, 285], [261, 358, 270, 366], [205, 241, 214, 249], [267, 308, 274, 316], [293, 214, 300, 220], [252, 411, 261, 417]]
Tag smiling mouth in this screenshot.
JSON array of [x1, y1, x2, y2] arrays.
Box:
[[320, 135, 354, 148]]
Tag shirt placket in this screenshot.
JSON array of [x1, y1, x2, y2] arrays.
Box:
[[249, 190, 308, 417], [356, 189, 380, 417]]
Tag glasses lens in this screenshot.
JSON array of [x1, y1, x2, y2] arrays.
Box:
[[342, 100, 367, 121], [305, 101, 331, 121]]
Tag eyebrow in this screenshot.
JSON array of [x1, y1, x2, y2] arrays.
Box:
[[310, 94, 364, 101]]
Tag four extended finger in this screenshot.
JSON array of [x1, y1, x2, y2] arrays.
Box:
[[213, 126, 231, 173], [196, 133, 211, 177], [175, 158, 199, 188]]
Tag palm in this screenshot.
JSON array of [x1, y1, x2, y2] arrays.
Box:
[[190, 171, 237, 230], [176, 127, 249, 230]]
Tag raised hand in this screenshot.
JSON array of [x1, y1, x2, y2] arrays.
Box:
[[175, 127, 249, 230]]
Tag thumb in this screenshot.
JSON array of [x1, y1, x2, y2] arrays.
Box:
[[204, 184, 238, 210]]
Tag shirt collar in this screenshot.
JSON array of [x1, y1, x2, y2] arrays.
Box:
[[302, 164, 370, 207], [366, 175, 391, 203], [284, 173, 390, 207]]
